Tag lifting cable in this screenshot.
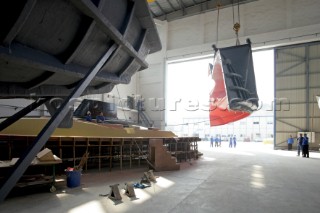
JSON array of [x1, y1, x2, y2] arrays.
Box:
[[232, 0, 241, 45], [216, 1, 221, 46]]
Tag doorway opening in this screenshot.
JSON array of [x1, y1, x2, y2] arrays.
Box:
[[165, 49, 274, 143]]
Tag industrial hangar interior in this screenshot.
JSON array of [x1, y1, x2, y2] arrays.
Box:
[[0, 0, 320, 212]]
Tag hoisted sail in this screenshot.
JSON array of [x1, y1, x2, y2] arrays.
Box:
[[209, 42, 259, 126]]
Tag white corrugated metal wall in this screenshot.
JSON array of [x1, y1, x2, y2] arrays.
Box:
[[275, 41, 320, 149]]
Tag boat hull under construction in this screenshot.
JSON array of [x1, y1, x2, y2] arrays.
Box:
[[208, 43, 259, 126], [0, 0, 161, 97], [0, 0, 162, 200]]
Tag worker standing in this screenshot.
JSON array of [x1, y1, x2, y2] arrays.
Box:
[[215, 136, 219, 147], [287, 135, 294, 150], [302, 133, 309, 158], [229, 137, 233, 148], [297, 133, 303, 156], [210, 136, 214, 147]]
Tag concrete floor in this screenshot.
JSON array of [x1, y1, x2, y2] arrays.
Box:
[[1, 142, 320, 213]]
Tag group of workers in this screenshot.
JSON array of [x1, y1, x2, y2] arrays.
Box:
[[210, 136, 221, 147], [85, 111, 105, 123], [229, 136, 237, 148], [287, 133, 309, 158], [210, 135, 237, 148]]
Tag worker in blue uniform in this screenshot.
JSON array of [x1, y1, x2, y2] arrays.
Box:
[[96, 112, 105, 123], [215, 136, 219, 147], [287, 135, 294, 150], [229, 137, 233, 148], [297, 133, 303, 156], [210, 136, 214, 147], [302, 133, 309, 158], [85, 111, 92, 122]]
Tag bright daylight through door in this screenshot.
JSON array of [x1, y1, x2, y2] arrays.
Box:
[[165, 50, 274, 143]]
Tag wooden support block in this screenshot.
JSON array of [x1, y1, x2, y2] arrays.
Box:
[[108, 184, 122, 200]]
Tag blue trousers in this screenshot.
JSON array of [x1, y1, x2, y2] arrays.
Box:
[[297, 144, 302, 156]]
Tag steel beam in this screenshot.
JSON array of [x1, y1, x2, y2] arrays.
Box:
[[70, 0, 148, 69], [0, 43, 117, 202], [276, 116, 320, 119], [273, 49, 277, 149], [277, 71, 320, 78], [65, 0, 106, 64], [306, 45, 310, 130], [156, 0, 257, 21], [0, 44, 124, 84], [276, 86, 320, 91]]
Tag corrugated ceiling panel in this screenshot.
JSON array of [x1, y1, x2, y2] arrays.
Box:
[[156, 0, 175, 11]]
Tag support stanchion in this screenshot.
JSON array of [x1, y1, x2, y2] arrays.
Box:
[[108, 184, 122, 200], [124, 182, 136, 197]]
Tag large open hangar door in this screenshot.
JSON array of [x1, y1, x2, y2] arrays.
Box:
[[275, 41, 320, 150]]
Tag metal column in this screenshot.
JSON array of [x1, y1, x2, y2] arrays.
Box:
[[305, 45, 310, 131]]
